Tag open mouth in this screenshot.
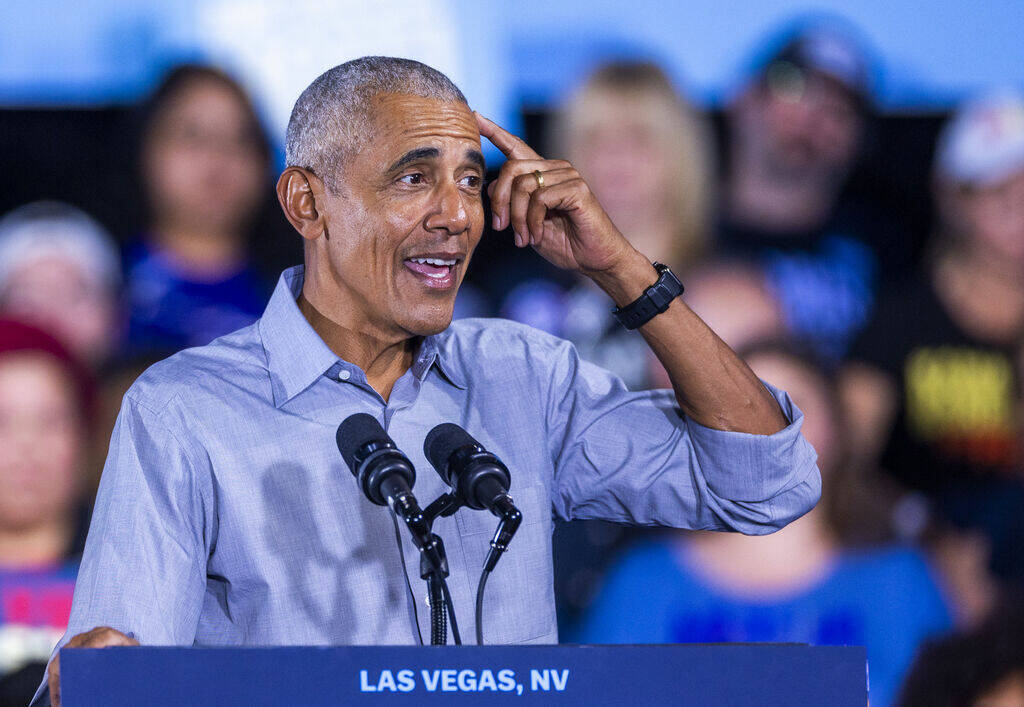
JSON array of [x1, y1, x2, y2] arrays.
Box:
[[403, 256, 462, 290]]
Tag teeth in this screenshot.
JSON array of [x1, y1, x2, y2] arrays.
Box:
[[410, 257, 457, 266]]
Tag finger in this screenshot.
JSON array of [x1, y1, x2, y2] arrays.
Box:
[[490, 159, 570, 232], [523, 169, 581, 244], [508, 171, 542, 246], [475, 112, 542, 161], [527, 179, 590, 248]]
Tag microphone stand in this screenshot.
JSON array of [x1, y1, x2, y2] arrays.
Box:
[[388, 492, 458, 645], [422, 491, 522, 646], [413, 492, 465, 646]]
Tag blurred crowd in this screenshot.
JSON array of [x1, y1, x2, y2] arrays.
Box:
[[2, 18, 1024, 707]]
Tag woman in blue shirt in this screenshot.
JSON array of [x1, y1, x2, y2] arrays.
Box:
[[572, 343, 953, 707]]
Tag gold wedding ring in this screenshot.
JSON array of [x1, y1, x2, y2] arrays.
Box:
[[532, 170, 545, 188]]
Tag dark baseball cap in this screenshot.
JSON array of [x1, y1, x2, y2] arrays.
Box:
[[761, 25, 872, 106]]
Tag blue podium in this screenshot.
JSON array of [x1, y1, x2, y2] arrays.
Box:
[[61, 644, 866, 705]]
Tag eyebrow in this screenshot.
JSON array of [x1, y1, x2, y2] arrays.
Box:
[[386, 147, 486, 173], [465, 149, 486, 170]]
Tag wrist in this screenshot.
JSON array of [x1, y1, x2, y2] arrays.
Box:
[[587, 250, 658, 307]]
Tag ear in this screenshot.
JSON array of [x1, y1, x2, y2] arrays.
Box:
[[276, 167, 327, 241]]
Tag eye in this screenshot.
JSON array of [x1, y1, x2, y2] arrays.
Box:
[[460, 174, 483, 191], [398, 173, 425, 186]]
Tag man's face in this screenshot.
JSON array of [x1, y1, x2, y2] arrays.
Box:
[[738, 69, 862, 181], [313, 94, 485, 337]]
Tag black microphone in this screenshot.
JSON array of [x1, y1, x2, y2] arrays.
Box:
[[337, 412, 417, 507], [424, 423, 513, 512], [424, 423, 522, 565], [336, 413, 444, 573]]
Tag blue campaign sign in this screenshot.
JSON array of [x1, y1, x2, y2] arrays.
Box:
[[61, 643, 866, 705]]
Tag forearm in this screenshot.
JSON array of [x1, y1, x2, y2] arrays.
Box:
[[589, 251, 787, 434]]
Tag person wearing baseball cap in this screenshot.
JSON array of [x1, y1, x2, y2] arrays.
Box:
[[717, 22, 908, 365], [0, 202, 123, 368], [842, 89, 1024, 587]]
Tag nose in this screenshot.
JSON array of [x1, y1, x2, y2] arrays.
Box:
[[424, 180, 470, 234]]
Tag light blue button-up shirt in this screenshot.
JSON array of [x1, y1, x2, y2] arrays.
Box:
[[33, 265, 819, 704]]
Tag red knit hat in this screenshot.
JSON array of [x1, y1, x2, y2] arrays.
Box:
[[0, 318, 96, 422]]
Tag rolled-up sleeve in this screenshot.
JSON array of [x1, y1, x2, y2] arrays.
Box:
[[546, 340, 820, 535], [30, 393, 212, 706]]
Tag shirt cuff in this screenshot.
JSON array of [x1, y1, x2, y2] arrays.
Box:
[[683, 381, 819, 503]]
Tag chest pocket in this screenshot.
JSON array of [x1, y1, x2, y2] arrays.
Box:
[[453, 483, 555, 644]]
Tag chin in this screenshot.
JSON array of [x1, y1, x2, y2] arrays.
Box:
[[396, 303, 455, 337]]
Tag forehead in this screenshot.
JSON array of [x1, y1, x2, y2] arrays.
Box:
[[367, 93, 480, 154]]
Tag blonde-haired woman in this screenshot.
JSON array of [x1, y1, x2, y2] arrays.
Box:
[[552, 61, 715, 272]]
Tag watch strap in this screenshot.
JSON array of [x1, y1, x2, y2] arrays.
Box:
[[611, 262, 684, 330]]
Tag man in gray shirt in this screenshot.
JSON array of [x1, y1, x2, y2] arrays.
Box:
[[37, 57, 819, 706]]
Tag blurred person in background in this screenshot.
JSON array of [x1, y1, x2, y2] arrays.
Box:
[[841, 90, 1024, 583], [0, 202, 122, 368], [719, 23, 905, 363], [0, 320, 91, 705], [497, 60, 715, 389], [572, 343, 952, 707], [125, 64, 272, 354], [897, 592, 1024, 707]]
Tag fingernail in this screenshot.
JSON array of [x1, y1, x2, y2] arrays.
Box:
[[513, 231, 522, 247], [492, 214, 500, 231]]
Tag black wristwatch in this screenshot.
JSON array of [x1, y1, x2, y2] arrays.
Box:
[[611, 262, 684, 330]]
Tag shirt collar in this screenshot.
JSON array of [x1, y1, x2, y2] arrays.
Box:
[[259, 265, 466, 406], [412, 334, 467, 390]]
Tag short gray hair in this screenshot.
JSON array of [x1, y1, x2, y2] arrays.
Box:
[[285, 56, 467, 189]]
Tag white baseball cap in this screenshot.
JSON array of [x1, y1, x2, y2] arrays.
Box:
[[936, 89, 1024, 186], [0, 201, 121, 292]]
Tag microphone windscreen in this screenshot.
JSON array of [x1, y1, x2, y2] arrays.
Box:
[[336, 412, 388, 472], [424, 422, 478, 478]]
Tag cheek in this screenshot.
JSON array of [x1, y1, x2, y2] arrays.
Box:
[[219, 153, 265, 203], [815, 119, 858, 162], [149, 150, 200, 203], [0, 422, 81, 514]]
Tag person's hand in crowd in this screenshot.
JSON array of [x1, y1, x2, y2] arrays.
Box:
[[48, 627, 139, 706], [477, 113, 643, 280]]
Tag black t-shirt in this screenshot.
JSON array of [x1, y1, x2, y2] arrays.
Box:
[[848, 270, 1021, 493], [717, 198, 912, 364]]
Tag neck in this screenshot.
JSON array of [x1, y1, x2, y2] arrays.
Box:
[[297, 292, 415, 401], [152, 222, 245, 275], [0, 518, 72, 568], [727, 157, 835, 232], [682, 510, 837, 595]]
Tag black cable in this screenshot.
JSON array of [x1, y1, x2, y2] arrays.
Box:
[[440, 578, 462, 645], [429, 577, 446, 645], [390, 509, 424, 646], [475, 568, 491, 646]]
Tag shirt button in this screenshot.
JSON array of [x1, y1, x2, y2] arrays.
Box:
[[338, 370, 351, 381]]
